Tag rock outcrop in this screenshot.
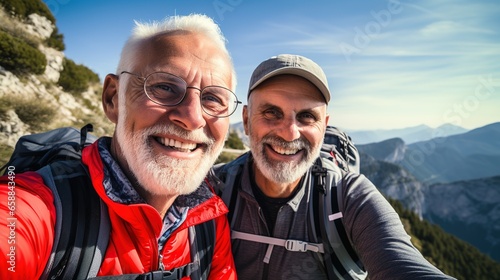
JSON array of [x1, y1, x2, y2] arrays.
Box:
[[0, 11, 112, 147]]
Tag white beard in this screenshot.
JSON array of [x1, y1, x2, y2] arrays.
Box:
[[115, 104, 222, 196]]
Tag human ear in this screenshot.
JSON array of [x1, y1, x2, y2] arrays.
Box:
[[102, 74, 119, 124], [242, 105, 249, 135]]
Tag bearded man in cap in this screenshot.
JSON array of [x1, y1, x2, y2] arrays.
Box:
[[214, 54, 456, 280]]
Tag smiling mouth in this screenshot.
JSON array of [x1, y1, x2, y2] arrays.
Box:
[[155, 136, 199, 152], [269, 144, 301, 155]]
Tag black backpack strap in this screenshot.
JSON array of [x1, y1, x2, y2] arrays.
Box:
[[311, 163, 347, 279], [213, 154, 247, 225], [38, 160, 110, 279], [190, 220, 216, 279], [311, 158, 367, 280]]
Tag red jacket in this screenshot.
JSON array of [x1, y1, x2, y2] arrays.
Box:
[[0, 141, 236, 279]]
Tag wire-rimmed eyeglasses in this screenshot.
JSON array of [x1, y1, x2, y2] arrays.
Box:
[[120, 71, 241, 118]]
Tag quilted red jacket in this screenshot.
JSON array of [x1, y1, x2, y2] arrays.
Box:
[[0, 141, 236, 279]]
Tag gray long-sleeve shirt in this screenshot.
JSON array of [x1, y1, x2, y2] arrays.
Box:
[[214, 153, 456, 280]]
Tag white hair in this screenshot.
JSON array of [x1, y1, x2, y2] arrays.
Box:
[[117, 13, 236, 90]]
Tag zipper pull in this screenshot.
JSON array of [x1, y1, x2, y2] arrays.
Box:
[[158, 254, 165, 270]]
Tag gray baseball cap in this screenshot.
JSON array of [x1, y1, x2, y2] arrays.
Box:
[[248, 54, 330, 103]]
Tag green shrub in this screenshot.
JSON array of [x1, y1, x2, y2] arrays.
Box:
[[0, 96, 56, 132], [215, 152, 239, 164], [0, 30, 46, 75], [0, 143, 14, 168], [0, 0, 55, 24], [225, 131, 245, 149], [46, 26, 65, 51], [58, 58, 100, 94]]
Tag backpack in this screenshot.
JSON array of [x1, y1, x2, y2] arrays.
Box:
[[1, 124, 215, 280], [213, 126, 367, 280], [321, 126, 360, 173]]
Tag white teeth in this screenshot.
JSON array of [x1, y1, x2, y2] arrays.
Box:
[[157, 137, 197, 151], [272, 145, 299, 155]]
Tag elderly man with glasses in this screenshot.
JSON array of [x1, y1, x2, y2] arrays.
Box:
[[0, 14, 238, 279]]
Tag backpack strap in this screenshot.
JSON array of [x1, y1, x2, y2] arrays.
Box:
[[311, 158, 367, 280], [231, 230, 324, 253], [212, 153, 248, 226], [189, 219, 216, 279], [38, 160, 110, 279]]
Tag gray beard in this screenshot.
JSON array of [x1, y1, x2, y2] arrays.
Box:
[[249, 134, 321, 184]]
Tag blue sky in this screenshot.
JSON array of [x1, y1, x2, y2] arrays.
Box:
[[43, 0, 500, 130]]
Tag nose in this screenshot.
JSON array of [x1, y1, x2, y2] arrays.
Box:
[[169, 88, 206, 130], [278, 116, 301, 142]]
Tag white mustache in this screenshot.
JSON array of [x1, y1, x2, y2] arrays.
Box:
[[144, 125, 215, 147]]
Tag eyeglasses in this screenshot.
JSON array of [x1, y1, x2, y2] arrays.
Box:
[[120, 71, 241, 118]]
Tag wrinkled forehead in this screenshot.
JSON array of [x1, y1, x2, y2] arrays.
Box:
[[132, 32, 234, 86]]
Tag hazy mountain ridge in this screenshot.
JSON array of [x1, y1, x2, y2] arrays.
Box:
[[345, 123, 469, 145], [356, 137, 406, 162], [403, 122, 500, 184], [356, 122, 500, 184]]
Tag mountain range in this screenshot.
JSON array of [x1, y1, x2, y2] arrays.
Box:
[[357, 122, 500, 184], [344, 123, 469, 145], [356, 122, 500, 262]]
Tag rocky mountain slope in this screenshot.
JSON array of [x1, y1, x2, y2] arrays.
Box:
[[358, 122, 500, 184], [425, 176, 500, 262], [357, 123, 500, 262], [0, 5, 113, 154]]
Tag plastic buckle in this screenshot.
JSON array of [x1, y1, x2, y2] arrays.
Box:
[[285, 239, 308, 252], [144, 269, 180, 280]]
